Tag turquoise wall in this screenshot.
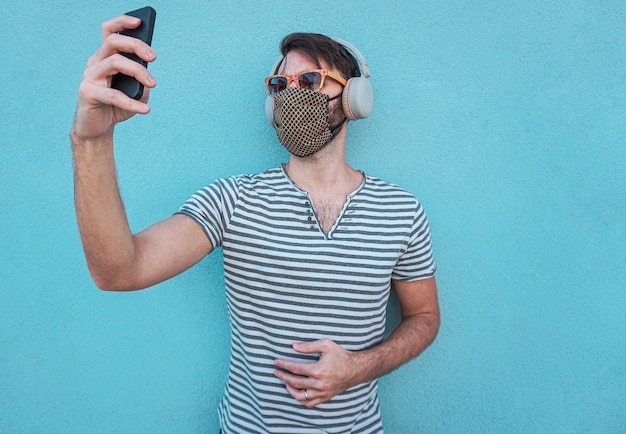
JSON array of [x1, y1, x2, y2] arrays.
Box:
[[1, 1, 624, 432]]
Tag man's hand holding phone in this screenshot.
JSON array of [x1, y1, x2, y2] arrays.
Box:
[[73, 9, 157, 141], [111, 7, 157, 100]]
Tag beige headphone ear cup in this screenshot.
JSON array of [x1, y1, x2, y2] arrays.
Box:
[[342, 76, 374, 121], [342, 78, 356, 121]]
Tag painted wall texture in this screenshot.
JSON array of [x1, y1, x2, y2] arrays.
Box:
[[1, 1, 624, 432]]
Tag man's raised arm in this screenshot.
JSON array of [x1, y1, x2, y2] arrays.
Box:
[[71, 14, 210, 291]]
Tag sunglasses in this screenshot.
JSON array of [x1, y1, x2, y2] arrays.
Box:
[[265, 69, 347, 97]]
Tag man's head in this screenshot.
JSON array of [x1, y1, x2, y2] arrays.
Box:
[[266, 33, 374, 122], [265, 33, 374, 157]]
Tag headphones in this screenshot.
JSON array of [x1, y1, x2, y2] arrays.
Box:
[[265, 37, 374, 123]]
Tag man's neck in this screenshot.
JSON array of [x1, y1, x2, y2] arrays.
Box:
[[285, 152, 361, 197]]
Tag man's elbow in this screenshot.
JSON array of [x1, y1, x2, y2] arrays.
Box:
[[425, 311, 441, 346], [88, 266, 141, 292]]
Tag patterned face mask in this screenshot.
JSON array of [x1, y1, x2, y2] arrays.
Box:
[[272, 87, 344, 157]]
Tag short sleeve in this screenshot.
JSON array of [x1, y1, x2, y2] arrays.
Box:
[[392, 201, 437, 281], [175, 177, 240, 249]]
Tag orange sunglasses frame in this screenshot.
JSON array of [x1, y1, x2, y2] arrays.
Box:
[[265, 69, 347, 96]]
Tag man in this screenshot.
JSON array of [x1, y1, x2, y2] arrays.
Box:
[[71, 13, 440, 434]]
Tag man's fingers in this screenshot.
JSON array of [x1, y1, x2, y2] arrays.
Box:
[[274, 358, 318, 378], [78, 81, 150, 114], [84, 52, 156, 95], [101, 15, 141, 40], [106, 86, 151, 113], [284, 384, 323, 408], [293, 338, 332, 354], [274, 367, 312, 389], [89, 33, 156, 68]]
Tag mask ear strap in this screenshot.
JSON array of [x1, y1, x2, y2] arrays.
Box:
[[328, 92, 347, 135], [330, 117, 346, 131], [328, 92, 343, 102]]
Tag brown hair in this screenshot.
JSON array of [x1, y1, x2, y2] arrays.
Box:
[[278, 33, 361, 80]]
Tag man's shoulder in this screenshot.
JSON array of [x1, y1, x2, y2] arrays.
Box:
[[207, 166, 292, 198], [206, 166, 281, 186], [234, 166, 284, 181], [227, 166, 287, 188], [363, 174, 418, 201]]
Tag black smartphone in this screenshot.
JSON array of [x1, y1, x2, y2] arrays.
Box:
[[111, 6, 157, 100]]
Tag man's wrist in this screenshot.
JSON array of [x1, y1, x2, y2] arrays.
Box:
[[70, 127, 114, 150], [348, 346, 388, 387]]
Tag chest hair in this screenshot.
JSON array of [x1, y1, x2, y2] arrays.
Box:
[[312, 196, 346, 234]]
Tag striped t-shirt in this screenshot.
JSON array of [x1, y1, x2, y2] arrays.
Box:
[[177, 165, 436, 433]]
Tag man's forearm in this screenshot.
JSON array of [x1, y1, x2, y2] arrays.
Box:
[[71, 130, 137, 290], [353, 311, 440, 385]]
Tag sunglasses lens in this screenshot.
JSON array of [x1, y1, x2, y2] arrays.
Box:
[[298, 72, 322, 91], [267, 77, 288, 95]]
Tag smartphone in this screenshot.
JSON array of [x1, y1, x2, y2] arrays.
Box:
[[111, 6, 157, 100]]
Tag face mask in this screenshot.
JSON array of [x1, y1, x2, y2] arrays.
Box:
[[272, 87, 345, 157]]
